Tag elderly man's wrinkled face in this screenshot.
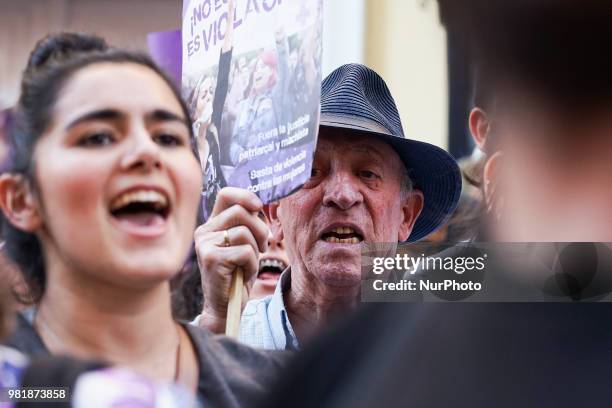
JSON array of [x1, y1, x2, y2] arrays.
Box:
[[272, 129, 423, 287]]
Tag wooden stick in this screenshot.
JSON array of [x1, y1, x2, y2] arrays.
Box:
[[225, 267, 244, 338]]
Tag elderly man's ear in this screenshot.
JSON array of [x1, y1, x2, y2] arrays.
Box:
[[398, 189, 424, 242], [469, 107, 489, 150], [0, 174, 42, 233]]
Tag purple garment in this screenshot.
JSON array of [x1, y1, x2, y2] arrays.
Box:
[[72, 367, 198, 407], [0, 346, 28, 408]]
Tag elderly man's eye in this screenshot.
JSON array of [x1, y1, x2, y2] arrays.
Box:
[[77, 132, 115, 147], [153, 133, 185, 147], [359, 170, 379, 179], [302, 168, 323, 189]]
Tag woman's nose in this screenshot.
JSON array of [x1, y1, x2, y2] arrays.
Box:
[[120, 129, 162, 172]]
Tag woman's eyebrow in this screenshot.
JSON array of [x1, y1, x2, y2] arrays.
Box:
[[65, 109, 123, 130], [147, 109, 189, 127], [65, 109, 189, 131]]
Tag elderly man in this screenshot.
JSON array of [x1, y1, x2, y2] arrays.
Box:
[[194, 64, 461, 349]]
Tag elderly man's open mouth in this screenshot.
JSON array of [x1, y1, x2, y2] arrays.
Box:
[[319, 224, 365, 245]]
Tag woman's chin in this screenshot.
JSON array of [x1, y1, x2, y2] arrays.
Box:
[[102, 256, 183, 289]]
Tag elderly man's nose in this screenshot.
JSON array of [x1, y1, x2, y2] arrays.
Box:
[[323, 174, 362, 210]]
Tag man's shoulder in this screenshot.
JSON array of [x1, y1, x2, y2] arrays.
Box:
[[238, 295, 278, 350], [242, 295, 273, 317], [239, 271, 293, 350]]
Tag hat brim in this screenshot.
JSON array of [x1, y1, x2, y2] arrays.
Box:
[[320, 116, 462, 242]]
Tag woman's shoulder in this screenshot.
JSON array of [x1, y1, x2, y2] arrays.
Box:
[[183, 323, 289, 406], [185, 323, 287, 371]]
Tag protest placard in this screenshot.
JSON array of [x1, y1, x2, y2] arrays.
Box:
[[182, 0, 322, 218]]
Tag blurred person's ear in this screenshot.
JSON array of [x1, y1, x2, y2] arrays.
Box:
[[398, 189, 424, 242], [483, 151, 503, 216], [469, 107, 490, 150], [0, 173, 42, 233], [267, 201, 284, 242]]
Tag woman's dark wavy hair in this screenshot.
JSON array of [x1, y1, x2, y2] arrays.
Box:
[[4, 32, 195, 303]]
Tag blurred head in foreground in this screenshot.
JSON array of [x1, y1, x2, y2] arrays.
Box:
[[461, 1, 612, 240]]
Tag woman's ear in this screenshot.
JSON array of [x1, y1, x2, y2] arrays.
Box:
[[0, 174, 42, 233], [469, 107, 490, 150]]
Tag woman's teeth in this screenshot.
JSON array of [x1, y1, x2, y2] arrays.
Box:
[[259, 258, 287, 274], [110, 190, 168, 212], [259, 258, 287, 272]]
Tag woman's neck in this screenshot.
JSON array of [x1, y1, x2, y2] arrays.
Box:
[[36, 271, 180, 381]]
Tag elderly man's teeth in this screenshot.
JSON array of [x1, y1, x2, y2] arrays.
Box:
[[324, 236, 360, 244], [331, 227, 355, 234], [110, 190, 168, 211]]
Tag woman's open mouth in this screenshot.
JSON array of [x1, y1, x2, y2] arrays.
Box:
[[109, 188, 170, 238], [258, 257, 287, 280]]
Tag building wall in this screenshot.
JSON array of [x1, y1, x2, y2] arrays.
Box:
[[364, 0, 448, 148], [322, 0, 365, 76], [0, 0, 181, 108]]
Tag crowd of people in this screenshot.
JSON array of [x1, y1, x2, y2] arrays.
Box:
[[2, 0, 612, 406]]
